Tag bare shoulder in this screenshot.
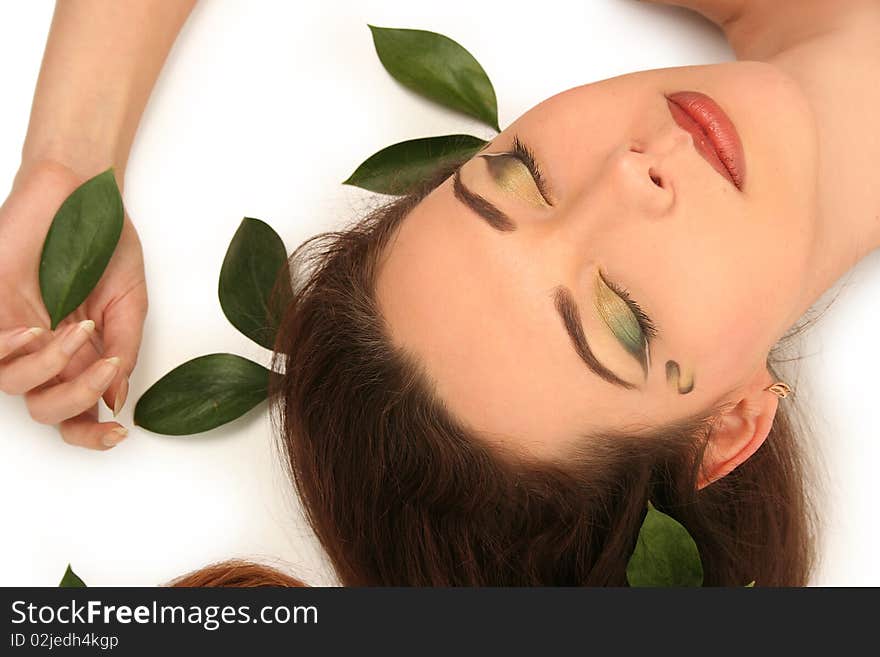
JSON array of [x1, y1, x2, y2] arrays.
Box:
[[638, 0, 749, 29], [641, 1, 878, 59]]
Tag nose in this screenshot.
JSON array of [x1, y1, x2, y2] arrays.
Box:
[[608, 140, 678, 216], [545, 128, 693, 263]]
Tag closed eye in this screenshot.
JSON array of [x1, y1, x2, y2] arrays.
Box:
[[478, 135, 555, 206]]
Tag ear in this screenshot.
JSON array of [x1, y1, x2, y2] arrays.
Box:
[[696, 369, 780, 489]]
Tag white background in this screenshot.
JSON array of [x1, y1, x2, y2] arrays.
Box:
[[0, 0, 876, 586]]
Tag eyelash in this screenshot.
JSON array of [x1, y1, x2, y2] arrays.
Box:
[[509, 135, 553, 204], [599, 270, 658, 343]]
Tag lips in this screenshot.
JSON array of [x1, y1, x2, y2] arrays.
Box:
[[665, 91, 746, 191]]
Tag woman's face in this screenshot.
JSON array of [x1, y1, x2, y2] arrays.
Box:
[[375, 61, 819, 457]]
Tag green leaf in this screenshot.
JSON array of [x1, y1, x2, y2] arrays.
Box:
[[369, 25, 500, 131], [626, 501, 704, 587], [39, 168, 124, 329], [134, 354, 270, 435], [59, 564, 86, 588], [219, 217, 291, 350], [344, 134, 486, 195]]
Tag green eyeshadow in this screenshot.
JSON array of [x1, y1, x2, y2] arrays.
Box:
[[594, 273, 648, 376]]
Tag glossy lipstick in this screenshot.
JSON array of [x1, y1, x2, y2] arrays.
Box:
[[665, 91, 746, 191]]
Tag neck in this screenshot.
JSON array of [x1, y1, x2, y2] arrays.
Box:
[[721, 0, 880, 332], [787, 199, 880, 333], [721, 0, 875, 61]]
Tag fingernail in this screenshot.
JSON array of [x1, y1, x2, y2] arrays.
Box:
[[113, 376, 129, 417], [9, 326, 44, 349], [89, 356, 120, 391], [101, 426, 128, 448], [60, 319, 95, 355]]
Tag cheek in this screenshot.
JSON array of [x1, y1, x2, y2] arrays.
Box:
[[664, 189, 806, 333], [680, 281, 779, 393], [659, 319, 756, 401], [653, 248, 781, 387]]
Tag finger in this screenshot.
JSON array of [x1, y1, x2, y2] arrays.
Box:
[[0, 326, 47, 360], [24, 356, 121, 425], [58, 405, 129, 451], [7, 323, 72, 391], [0, 319, 95, 395], [54, 319, 103, 385], [100, 282, 147, 416]]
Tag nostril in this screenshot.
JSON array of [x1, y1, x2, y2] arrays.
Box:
[[649, 168, 663, 188]]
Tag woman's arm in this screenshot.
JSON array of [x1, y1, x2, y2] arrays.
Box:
[[0, 0, 196, 450], [18, 0, 197, 185]]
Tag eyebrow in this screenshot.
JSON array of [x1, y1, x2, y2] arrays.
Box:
[[452, 170, 516, 232], [553, 286, 637, 390], [452, 169, 637, 391]]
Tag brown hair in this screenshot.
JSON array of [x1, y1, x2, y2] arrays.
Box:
[[170, 560, 306, 587], [181, 160, 817, 587]]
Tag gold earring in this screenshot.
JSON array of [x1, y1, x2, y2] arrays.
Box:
[[765, 382, 792, 399]]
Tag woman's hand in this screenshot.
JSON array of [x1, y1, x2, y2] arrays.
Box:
[[0, 0, 196, 450], [0, 159, 147, 450]]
